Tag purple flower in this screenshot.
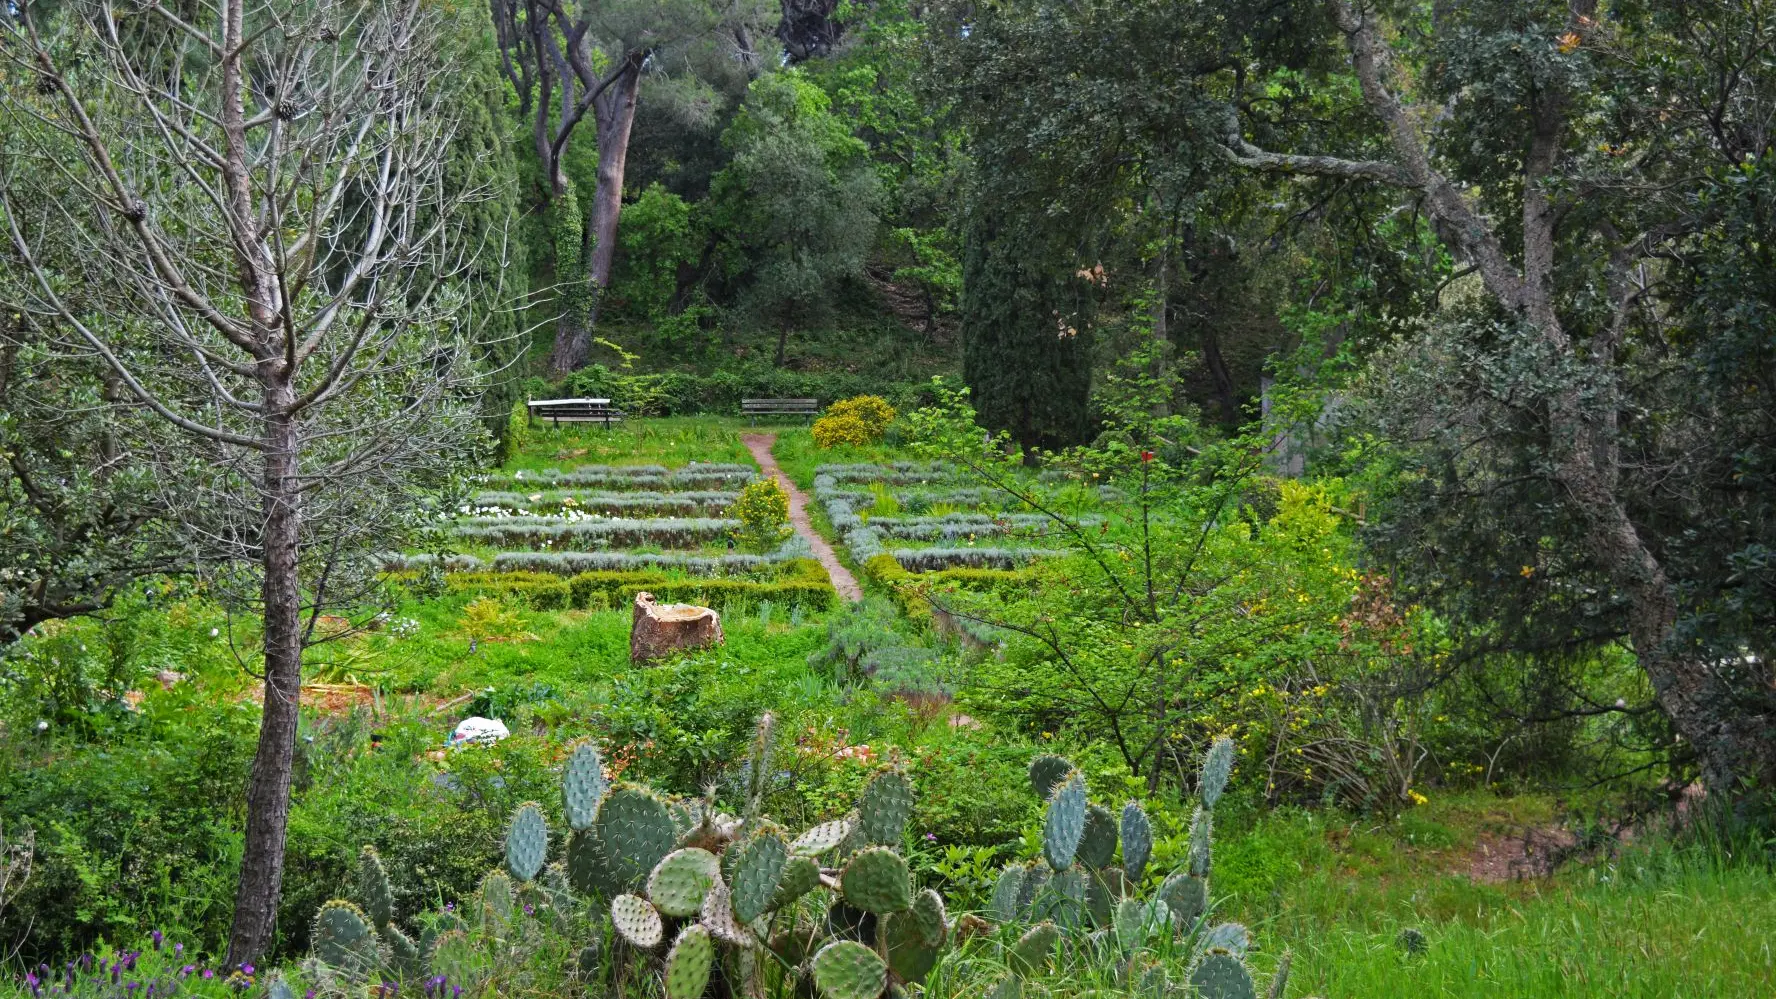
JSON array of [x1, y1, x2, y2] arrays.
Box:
[[453, 986, 462, 999], [523, 904, 534, 916], [180, 966, 196, 977], [240, 965, 254, 976], [924, 832, 937, 842], [305, 990, 317, 999], [125, 983, 139, 993], [151, 930, 164, 951], [174, 944, 183, 957], [202, 969, 216, 980]]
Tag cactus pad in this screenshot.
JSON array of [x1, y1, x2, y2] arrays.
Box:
[[648, 847, 721, 917], [990, 865, 1025, 922], [664, 924, 715, 999], [1009, 920, 1060, 975], [1157, 872, 1207, 924], [769, 854, 823, 911], [563, 739, 609, 831], [729, 830, 789, 923], [1187, 805, 1213, 877], [840, 846, 912, 913], [1076, 804, 1118, 868], [1113, 897, 1146, 947], [701, 881, 754, 948], [1202, 921, 1250, 956], [1043, 771, 1087, 871], [1189, 952, 1256, 999], [505, 802, 549, 882], [567, 828, 622, 899], [810, 940, 887, 999], [1028, 754, 1073, 800], [356, 846, 395, 927], [1016, 863, 1050, 914], [792, 815, 856, 856], [478, 869, 515, 930], [611, 893, 664, 948], [857, 771, 914, 846], [1033, 865, 1087, 928], [575, 942, 602, 980], [312, 900, 380, 978], [382, 922, 421, 976], [881, 909, 940, 984], [596, 786, 679, 890], [425, 928, 486, 992], [1120, 801, 1153, 884], [1199, 737, 1234, 810]]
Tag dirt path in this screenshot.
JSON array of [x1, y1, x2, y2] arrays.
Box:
[[743, 432, 862, 603]]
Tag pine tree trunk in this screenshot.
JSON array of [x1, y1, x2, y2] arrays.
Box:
[[226, 390, 303, 967]]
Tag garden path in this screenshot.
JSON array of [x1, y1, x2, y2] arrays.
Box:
[[742, 432, 863, 602]]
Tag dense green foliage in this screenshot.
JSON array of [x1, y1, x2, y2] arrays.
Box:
[[3, 0, 1774, 992]]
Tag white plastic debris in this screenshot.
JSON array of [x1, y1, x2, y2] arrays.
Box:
[[449, 716, 510, 747]]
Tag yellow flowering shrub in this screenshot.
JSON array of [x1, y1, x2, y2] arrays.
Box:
[[811, 413, 877, 448], [730, 477, 793, 552]]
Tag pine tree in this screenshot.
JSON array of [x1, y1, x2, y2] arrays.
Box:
[[960, 216, 1093, 454]]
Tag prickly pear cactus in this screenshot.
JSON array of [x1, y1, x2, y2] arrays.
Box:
[[1199, 737, 1235, 810], [1120, 801, 1153, 884], [563, 739, 609, 830], [729, 829, 789, 922], [1190, 951, 1257, 999], [505, 801, 549, 882], [857, 770, 914, 846], [1008, 921, 1059, 976], [357, 846, 395, 927], [612, 893, 665, 948], [664, 924, 716, 999], [1028, 754, 1072, 799], [647, 847, 721, 917], [811, 940, 888, 999], [596, 785, 678, 889], [1075, 804, 1117, 868], [1043, 771, 1088, 871], [792, 814, 855, 856], [841, 846, 913, 914], [312, 900, 381, 981]]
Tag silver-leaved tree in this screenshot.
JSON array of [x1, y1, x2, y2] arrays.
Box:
[[1, 0, 512, 964]]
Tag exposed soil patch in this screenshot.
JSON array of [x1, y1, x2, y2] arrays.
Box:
[[742, 433, 863, 602], [1466, 825, 1581, 882]]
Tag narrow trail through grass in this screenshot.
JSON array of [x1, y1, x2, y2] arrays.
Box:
[[742, 431, 862, 601]]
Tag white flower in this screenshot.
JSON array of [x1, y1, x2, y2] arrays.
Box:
[[210, 627, 220, 637], [1615, 698, 1628, 709]]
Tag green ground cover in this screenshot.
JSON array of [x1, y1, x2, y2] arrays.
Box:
[[2, 416, 1769, 999]]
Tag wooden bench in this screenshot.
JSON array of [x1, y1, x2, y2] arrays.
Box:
[[742, 398, 820, 422], [527, 397, 626, 429]]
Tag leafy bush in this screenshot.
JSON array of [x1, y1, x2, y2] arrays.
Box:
[[440, 562, 835, 613], [730, 478, 793, 553], [826, 395, 898, 438], [557, 363, 930, 417], [500, 397, 530, 463], [812, 413, 878, 449]]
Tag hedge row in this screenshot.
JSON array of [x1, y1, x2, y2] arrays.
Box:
[[453, 517, 739, 550], [441, 559, 836, 612], [860, 553, 1033, 619], [381, 540, 809, 575], [482, 466, 754, 492]]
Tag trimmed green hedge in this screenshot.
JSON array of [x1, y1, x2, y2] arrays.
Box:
[[861, 553, 1032, 618], [442, 559, 836, 613]]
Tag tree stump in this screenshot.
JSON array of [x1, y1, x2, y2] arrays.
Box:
[[630, 592, 724, 663]]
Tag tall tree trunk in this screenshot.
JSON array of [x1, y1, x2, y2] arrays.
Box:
[[226, 391, 303, 966], [547, 57, 642, 376]]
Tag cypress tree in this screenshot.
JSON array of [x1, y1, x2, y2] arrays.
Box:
[[960, 216, 1093, 453]]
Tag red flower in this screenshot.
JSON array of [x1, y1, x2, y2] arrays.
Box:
[[1140, 450, 1155, 462]]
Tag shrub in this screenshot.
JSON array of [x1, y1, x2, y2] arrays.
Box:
[[811, 413, 877, 449], [500, 397, 530, 462], [826, 395, 897, 437], [729, 477, 793, 553]]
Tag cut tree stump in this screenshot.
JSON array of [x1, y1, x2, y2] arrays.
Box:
[[630, 591, 725, 663]]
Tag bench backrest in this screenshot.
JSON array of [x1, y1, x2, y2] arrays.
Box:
[[529, 397, 612, 408], [742, 398, 820, 410]]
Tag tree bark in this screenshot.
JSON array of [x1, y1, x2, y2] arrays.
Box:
[[226, 390, 303, 967], [547, 55, 643, 376]]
